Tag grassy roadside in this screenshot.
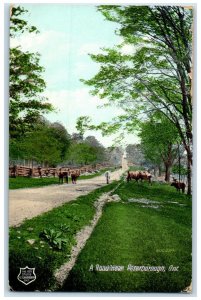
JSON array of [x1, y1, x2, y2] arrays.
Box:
[[9, 167, 116, 189], [129, 166, 145, 171], [9, 181, 118, 291], [61, 182, 192, 293]]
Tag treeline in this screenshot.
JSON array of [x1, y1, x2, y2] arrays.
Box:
[[9, 118, 107, 167]]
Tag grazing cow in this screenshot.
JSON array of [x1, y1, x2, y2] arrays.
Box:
[[171, 181, 186, 193], [71, 170, 80, 184], [127, 170, 152, 184], [139, 171, 152, 184], [127, 171, 140, 183]]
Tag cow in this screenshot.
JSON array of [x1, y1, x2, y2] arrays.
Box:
[[58, 169, 69, 184], [138, 171, 152, 184], [171, 181, 186, 193], [127, 170, 152, 184], [71, 170, 80, 184], [58, 169, 64, 184], [127, 171, 140, 183]]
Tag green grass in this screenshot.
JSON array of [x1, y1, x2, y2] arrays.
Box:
[[129, 165, 145, 171], [117, 180, 190, 203], [9, 181, 118, 291], [61, 181, 192, 293], [9, 167, 117, 189], [9, 177, 59, 189]]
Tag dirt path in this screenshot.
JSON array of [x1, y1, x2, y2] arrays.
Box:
[[9, 169, 124, 227]]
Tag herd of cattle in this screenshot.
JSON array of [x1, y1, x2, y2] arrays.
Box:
[[9, 164, 108, 184], [9, 164, 186, 192], [126, 170, 152, 184], [126, 170, 186, 193]]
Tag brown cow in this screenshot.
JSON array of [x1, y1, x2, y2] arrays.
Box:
[[127, 171, 140, 183], [58, 169, 69, 184], [71, 170, 80, 184], [139, 171, 152, 184], [127, 170, 152, 184], [171, 181, 186, 193]]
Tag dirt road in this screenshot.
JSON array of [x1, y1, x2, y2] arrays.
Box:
[[9, 169, 124, 227]]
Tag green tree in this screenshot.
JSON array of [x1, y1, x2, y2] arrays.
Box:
[[17, 124, 61, 166], [9, 119, 71, 167], [80, 5, 193, 194], [85, 136, 106, 162], [139, 116, 179, 182], [50, 122, 71, 161], [10, 6, 53, 139], [67, 142, 98, 166]]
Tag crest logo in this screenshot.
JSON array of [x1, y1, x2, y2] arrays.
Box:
[[17, 266, 36, 285]]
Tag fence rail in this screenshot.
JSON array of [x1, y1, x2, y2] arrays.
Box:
[[9, 163, 111, 178]]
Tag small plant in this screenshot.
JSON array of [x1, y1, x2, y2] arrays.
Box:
[[73, 216, 80, 222], [60, 224, 71, 232], [40, 229, 68, 250]]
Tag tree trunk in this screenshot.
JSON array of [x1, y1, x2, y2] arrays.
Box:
[[164, 162, 171, 182]]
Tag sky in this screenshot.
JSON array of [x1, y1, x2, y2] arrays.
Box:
[[10, 4, 140, 147]]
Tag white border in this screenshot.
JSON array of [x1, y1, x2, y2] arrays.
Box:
[[1, 1, 200, 299]]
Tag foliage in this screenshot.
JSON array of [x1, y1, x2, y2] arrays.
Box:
[[10, 6, 53, 139], [79, 5, 193, 193], [50, 122, 71, 161], [85, 136, 106, 162], [76, 116, 92, 137], [9, 119, 71, 166], [60, 181, 191, 292], [67, 142, 99, 165], [9, 181, 118, 291], [172, 165, 187, 176], [10, 6, 39, 37], [138, 116, 179, 171], [40, 229, 69, 251]]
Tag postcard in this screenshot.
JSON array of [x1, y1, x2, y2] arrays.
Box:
[[8, 3, 193, 294]]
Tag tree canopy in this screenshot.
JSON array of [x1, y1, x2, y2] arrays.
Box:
[[139, 115, 179, 181], [10, 6, 53, 139], [9, 119, 71, 166], [79, 5, 193, 194]]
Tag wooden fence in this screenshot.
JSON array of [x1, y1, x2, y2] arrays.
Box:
[[9, 163, 111, 178]]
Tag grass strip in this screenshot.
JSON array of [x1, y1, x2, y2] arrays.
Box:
[[61, 181, 192, 293], [9, 181, 118, 291]]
